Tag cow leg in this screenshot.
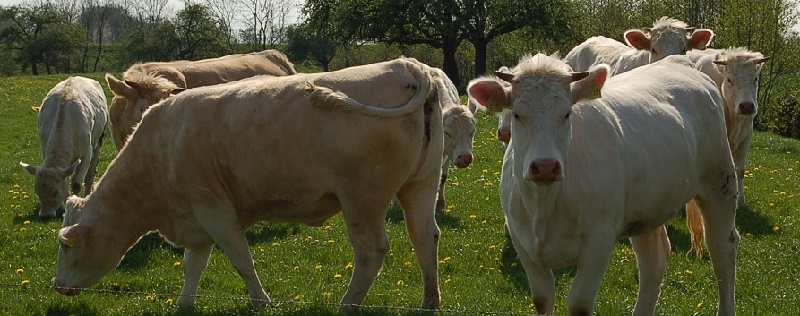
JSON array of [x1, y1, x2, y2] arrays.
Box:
[[177, 243, 213, 307], [732, 146, 748, 205], [630, 225, 670, 316], [435, 166, 448, 214], [193, 204, 270, 307], [517, 257, 555, 315], [83, 131, 105, 196], [694, 193, 738, 316], [397, 182, 441, 309], [568, 235, 616, 315], [339, 199, 392, 308]]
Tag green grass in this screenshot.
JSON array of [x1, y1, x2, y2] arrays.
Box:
[[0, 73, 798, 315]]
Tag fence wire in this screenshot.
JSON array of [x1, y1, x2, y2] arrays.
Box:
[[2, 281, 534, 315]]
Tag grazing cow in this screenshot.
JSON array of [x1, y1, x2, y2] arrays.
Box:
[[53, 58, 445, 310], [20, 77, 108, 218], [685, 47, 769, 258], [565, 17, 715, 75], [468, 54, 738, 315], [105, 49, 296, 151]]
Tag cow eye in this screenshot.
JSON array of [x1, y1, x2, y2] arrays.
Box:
[[727, 78, 733, 84], [564, 111, 572, 120], [650, 48, 657, 55]]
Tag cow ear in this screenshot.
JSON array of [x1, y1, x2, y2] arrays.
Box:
[[571, 64, 609, 103], [755, 56, 770, 64], [58, 224, 87, 248], [19, 161, 39, 175], [58, 160, 81, 178], [106, 74, 136, 97], [624, 30, 651, 50], [688, 29, 715, 50], [468, 78, 511, 114]]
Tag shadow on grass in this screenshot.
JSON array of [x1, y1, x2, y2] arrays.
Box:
[[498, 234, 577, 295], [246, 223, 299, 244], [384, 206, 462, 231], [735, 204, 773, 236], [118, 232, 180, 271], [159, 304, 435, 316], [45, 301, 98, 316]]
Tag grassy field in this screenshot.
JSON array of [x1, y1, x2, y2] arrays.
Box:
[[0, 73, 798, 315]]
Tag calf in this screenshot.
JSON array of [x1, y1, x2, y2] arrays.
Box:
[[685, 47, 769, 258], [20, 77, 108, 218], [54, 58, 445, 309], [469, 54, 738, 315]]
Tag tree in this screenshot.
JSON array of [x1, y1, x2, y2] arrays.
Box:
[[286, 22, 337, 71], [173, 3, 230, 59], [238, 0, 295, 50], [0, 4, 85, 75], [303, 0, 577, 85]]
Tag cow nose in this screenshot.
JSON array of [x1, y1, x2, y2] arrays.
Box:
[[738, 101, 755, 115], [496, 127, 511, 143], [529, 158, 561, 183], [53, 279, 82, 296], [455, 154, 473, 168]]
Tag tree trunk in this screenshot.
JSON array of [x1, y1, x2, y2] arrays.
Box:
[[31, 62, 39, 75], [442, 38, 461, 87], [473, 20, 488, 77]]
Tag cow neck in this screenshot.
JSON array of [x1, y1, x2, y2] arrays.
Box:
[[89, 155, 166, 237], [522, 182, 560, 253], [723, 103, 753, 153]]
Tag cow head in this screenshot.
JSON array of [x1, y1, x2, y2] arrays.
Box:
[[105, 73, 184, 151], [624, 17, 715, 63], [54, 196, 130, 296], [19, 160, 80, 218], [713, 48, 769, 117], [442, 106, 476, 168], [469, 54, 608, 185]]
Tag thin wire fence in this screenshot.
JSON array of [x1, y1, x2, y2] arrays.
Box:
[[2, 281, 533, 315]]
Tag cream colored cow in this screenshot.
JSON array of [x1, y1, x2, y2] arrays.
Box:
[[686, 47, 769, 258], [54, 58, 446, 310], [469, 54, 738, 315], [565, 17, 715, 75], [106, 49, 296, 151], [20, 77, 108, 218]]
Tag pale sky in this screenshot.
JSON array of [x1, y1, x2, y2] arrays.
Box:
[[0, 0, 798, 33]]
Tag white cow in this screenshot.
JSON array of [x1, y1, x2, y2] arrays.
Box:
[[565, 17, 715, 74], [468, 54, 738, 315], [20, 76, 108, 218], [685, 47, 769, 258], [53, 58, 445, 309]]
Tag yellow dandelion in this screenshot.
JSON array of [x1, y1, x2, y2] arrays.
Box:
[[165, 298, 174, 304], [146, 295, 155, 301], [294, 294, 302, 300], [13, 184, 19, 189], [324, 225, 332, 230], [444, 278, 451, 284], [404, 261, 412, 267], [489, 245, 497, 250], [327, 239, 335, 244], [773, 226, 780, 232], [451, 182, 459, 186], [174, 261, 181, 267], [323, 292, 332, 297], [22, 220, 30, 225], [469, 215, 477, 219], [23, 195, 29, 199], [481, 220, 487, 225], [333, 274, 342, 278], [746, 233, 753, 238], [315, 265, 323, 270], [769, 202, 775, 207], [396, 280, 405, 286], [16, 269, 23, 274], [19, 227, 26, 232], [482, 169, 488, 173], [790, 168, 795, 172], [20, 280, 29, 286], [511, 263, 517, 268], [780, 192, 787, 195], [447, 204, 456, 210], [697, 302, 704, 308], [345, 262, 353, 270], [685, 269, 693, 275], [271, 242, 280, 247]]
